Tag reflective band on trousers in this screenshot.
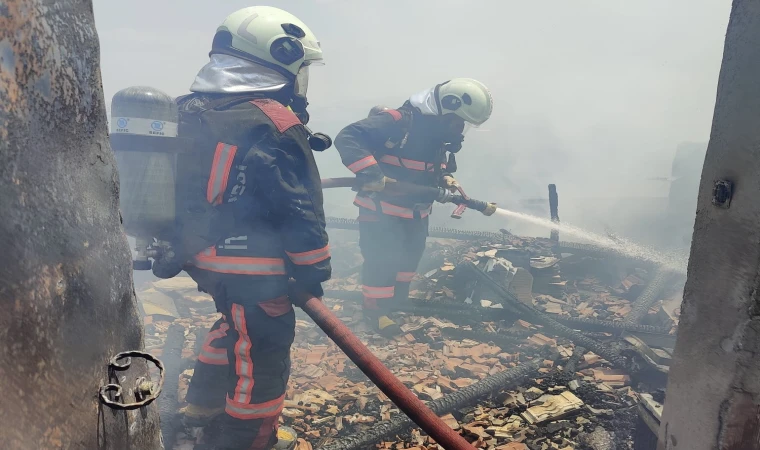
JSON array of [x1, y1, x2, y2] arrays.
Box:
[[379, 154, 436, 172], [225, 394, 286, 420], [354, 195, 432, 219], [362, 285, 395, 299], [286, 245, 330, 265], [231, 304, 254, 404], [347, 155, 378, 173], [192, 247, 286, 275], [207, 142, 238, 205]]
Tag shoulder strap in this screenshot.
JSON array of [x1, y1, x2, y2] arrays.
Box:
[[249, 99, 301, 134]]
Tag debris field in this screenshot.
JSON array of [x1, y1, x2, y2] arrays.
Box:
[[138, 228, 680, 450]]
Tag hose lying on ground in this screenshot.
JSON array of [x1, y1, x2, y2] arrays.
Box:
[[564, 346, 587, 374], [322, 290, 671, 335], [292, 290, 476, 450], [624, 268, 678, 325], [318, 358, 544, 450], [554, 316, 671, 335]]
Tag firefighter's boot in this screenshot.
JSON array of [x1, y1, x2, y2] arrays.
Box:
[[363, 309, 402, 338], [273, 426, 298, 450]]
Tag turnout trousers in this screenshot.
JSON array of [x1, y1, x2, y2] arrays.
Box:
[[184, 268, 294, 450], [358, 213, 429, 310]]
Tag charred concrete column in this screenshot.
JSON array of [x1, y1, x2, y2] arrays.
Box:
[[659, 1, 760, 449], [0, 2, 162, 449]]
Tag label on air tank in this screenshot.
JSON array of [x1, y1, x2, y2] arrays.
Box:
[[111, 117, 179, 137]]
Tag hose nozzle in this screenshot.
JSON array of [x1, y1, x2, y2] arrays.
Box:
[[482, 203, 497, 216]]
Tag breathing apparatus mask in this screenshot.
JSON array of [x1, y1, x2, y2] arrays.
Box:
[[286, 63, 331, 151], [409, 84, 473, 154], [440, 114, 466, 153]]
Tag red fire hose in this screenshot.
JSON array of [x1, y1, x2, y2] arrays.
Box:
[[320, 177, 493, 216], [292, 290, 476, 450], [321, 177, 434, 197]]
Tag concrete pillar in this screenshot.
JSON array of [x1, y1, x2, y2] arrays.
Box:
[[0, 2, 162, 449], [659, 1, 760, 449]]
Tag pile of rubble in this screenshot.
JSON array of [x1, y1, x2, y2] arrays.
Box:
[[136, 231, 681, 450]]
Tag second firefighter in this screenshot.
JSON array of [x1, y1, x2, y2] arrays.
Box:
[[334, 79, 495, 337]]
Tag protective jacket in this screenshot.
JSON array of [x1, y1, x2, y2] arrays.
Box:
[[334, 105, 454, 220], [172, 93, 331, 292]]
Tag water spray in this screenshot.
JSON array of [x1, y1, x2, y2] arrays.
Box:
[[321, 177, 687, 271], [492, 208, 687, 271]]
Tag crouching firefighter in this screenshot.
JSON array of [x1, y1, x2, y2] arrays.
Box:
[[150, 6, 331, 450], [334, 79, 495, 337]]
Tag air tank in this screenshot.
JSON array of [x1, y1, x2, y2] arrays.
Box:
[[110, 86, 179, 269], [368, 105, 390, 117]]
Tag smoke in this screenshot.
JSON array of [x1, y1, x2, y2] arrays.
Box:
[[95, 0, 729, 247]]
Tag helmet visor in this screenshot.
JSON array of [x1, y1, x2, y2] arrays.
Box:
[[294, 65, 309, 98], [462, 121, 479, 135]]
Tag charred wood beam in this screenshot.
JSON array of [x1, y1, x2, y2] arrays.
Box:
[[554, 241, 659, 267], [0, 2, 161, 448], [318, 359, 544, 450], [462, 263, 630, 370]]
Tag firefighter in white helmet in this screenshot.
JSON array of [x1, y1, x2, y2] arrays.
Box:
[[335, 79, 495, 337], [171, 7, 330, 450]]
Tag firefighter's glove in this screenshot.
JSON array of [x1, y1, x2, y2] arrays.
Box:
[[441, 175, 460, 193], [482, 202, 498, 216], [362, 176, 396, 192], [151, 245, 183, 279], [152, 259, 183, 279]]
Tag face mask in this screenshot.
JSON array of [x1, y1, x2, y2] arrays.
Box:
[[440, 114, 466, 152], [445, 134, 464, 153]]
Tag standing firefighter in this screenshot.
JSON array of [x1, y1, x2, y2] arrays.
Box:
[[169, 6, 331, 450], [335, 79, 494, 336]]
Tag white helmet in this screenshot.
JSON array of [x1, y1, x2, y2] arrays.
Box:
[[211, 6, 323, 96], [435, 78, 493, 126]]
